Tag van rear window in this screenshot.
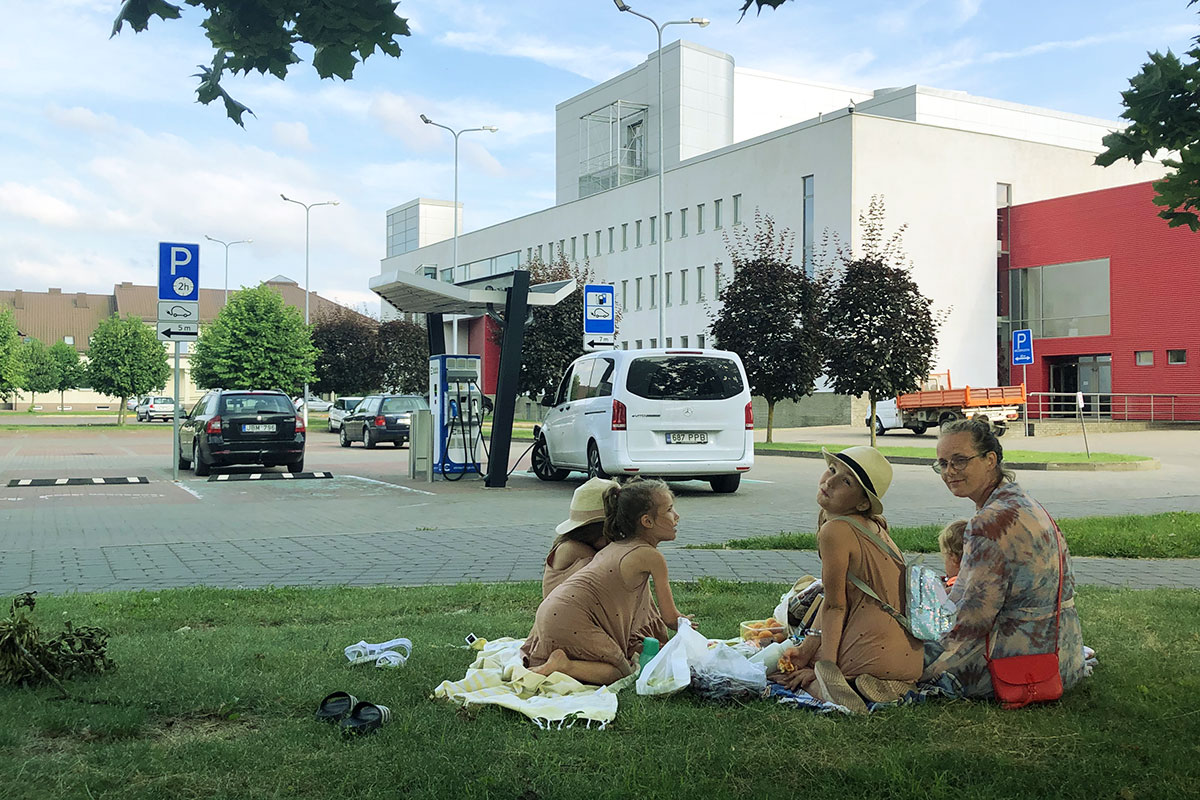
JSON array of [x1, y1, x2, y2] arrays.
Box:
[[625, 356, 744, 400]]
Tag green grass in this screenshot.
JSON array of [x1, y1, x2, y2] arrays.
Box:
[[689, 512, 1200, 558], [757, 441, 1151, 463], [1, 582, 1198, 800]]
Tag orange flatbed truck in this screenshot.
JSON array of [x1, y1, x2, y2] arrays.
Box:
[[867, 372, 1026, 436]]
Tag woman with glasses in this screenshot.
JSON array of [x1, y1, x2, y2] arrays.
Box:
[[923, 417, 1086, 698]]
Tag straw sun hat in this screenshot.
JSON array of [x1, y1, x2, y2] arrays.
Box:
[[821, 446, 893, 517], [555, 477, 619, 536]]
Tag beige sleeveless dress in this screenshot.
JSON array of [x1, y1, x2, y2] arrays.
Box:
[[541, 541, 598, 598], [522, 539, 669, 677]]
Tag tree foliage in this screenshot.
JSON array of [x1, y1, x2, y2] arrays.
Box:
[[86, 315, 171, 425], [1095, 1, 1200, 230], [19, 339, 60, 410], [111, 0, 412, 125], [0, 309, 23, 404], [708, 212, 824, 442], [821, 197, 943, 447], [191, 284, 317, 393], [738, 0, 791, 18], [311, 305, 383, 396], [377, 318, 429, 395], [49, 341, 87, 412]]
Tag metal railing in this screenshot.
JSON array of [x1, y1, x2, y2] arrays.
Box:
[[1026, 391, 1200, 422]]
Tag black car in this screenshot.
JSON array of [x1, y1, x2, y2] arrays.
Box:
[[339, 394, 428, 448], [179, 389, 306, 475]]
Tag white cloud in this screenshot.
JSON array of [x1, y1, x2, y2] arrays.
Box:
[[44, 105, 120, 135], [438, 29, 643, 82], [0, 182, 83, 227], [272, 121, 315, 152]]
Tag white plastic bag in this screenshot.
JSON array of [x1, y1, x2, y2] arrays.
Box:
[[690, 642, 767, 699], [635, 618, 709, 696]]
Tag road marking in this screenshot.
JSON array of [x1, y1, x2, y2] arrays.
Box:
[[38, 493, 166, 500], [342, 475, 437, 496], [176, 482, 204, 500]]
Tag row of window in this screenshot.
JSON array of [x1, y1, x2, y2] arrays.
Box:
[[525, 195, 743, 265], [1135, 349, 1188, 366], [619, 334, 707, 350], [618, 263, 727, 310]]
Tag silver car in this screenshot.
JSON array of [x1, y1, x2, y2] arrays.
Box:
[[327, 396, 363, 432], [135, 396, 175, 422]]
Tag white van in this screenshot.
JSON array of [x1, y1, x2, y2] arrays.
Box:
[[532, 348, 753, 493]]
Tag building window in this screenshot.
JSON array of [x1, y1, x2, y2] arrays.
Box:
[[732, 194, 742, 225], [1168, 349, 1188, 365], [621, 223, 629, 250], [696, 203, 705, 233], [802, 175, 815, 276], [650, 216, 657, 244], [1135, 350, 1154, 366], [558, 239, 565, 258], [665, 211, 672, 241], [635, 219, 642, 247], [536, 244, 543, 261], [696, 265, 706, 301], [649, 274, 657, 308], [1009, 259, 1110, 338], [680, 335, 689, 348], [697, 333, 706, 348], [622, 341, 628, 350], [665, 272, 672, 306], [608, 227, 615, 253], [650, 338, 657, 348], [622, 280, 628, 310], [63, 335, 74, 345], [571, 236, 577, 260], [583, 233, 589, 256], [665, 337, 673, 347], [680, 207, 688, 237], [441, 268, 454, 282], [714, 198, 723, 229], [635, 339, 643, 349], [715, 261, 725, 295], [635, 277, 642, 309], [680, 270, 688, 305]]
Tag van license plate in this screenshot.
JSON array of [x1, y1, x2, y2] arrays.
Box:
[[243, 423, 276, 433], [666, 432, 707, 444]]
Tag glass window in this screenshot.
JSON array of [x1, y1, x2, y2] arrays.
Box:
[[665, 337, 673, 347], [635, 277, 642, 309], [680, 270, 688, 305], [1010, 259, 1108, 338], [558, 239, 565, 258], [650, 338, 657, 348], [1135, 350, 1154, 366], [571, 360, 599, 401], [583, 233, 589, 256], [571, 236, 577, 260], [537, 244, 543, 261], [665, 272, 672, 306], [635, 220, 642, 247], [622, 223, 628, 250], [1168, 349, 1187, 365], [595, 230, 602, 256], [63, 335, 74, 345], [608, 227, 615, 253], [715, 262, 725, 295], [621, 280, 628, 310], [696, 265, 706, 301], [220, 393, 294, 415], [650, 216, 657, 244], [381, 396, 428, 412], [625, 356, 745, 400], [680, 335, 689, 348], [802, 175, 814, 276], [593, 358, 616, 397], [732, 194, 742, 225], [714, 198, 723, 228], [635, 339, 643, 349], [665, 212, 672, 241], [696, 203, 705, 233], [697, 333, 706, 348], [649, 274, 657, 308], [680, 207, 688, 237]]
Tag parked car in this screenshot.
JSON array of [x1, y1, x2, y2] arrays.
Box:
[[135, 396, 175, 422], [126, 397, 138, 411], [293, 396, 333, 413], [339, 394, 428, 448], [178, 389, 305, 475], [327, 396, 363, 432], [533, 348, 753, 493]]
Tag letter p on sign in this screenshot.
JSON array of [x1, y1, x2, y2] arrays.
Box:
[[170, 246, 193, 275]]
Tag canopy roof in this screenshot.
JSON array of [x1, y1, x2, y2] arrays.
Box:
[[369, 270, 575, 315]]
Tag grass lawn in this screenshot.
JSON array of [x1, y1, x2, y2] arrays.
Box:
[[689, 512, 1200, 558], [2, 582, 1198, 800], [757, 441, 1151, 463]]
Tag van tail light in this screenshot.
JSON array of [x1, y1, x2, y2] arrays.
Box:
[[374, 415, 387, 428], [612, 399, 627, 431], [294, 416, 306, 434], [745, 402, 754, 430], [206, 415, 222, 434]]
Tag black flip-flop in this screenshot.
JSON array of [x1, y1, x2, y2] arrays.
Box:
[[315, 691, 359, 723], [338, 701, 392, 736]]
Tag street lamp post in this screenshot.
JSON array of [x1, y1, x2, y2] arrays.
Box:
[[280, 194, 338, 432], [420, 114, 498, 353], [613, 1, 708, 344], [204, 235, 252, 305]]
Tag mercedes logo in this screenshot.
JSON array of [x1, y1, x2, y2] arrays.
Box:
[[683, 407, 693, 416]]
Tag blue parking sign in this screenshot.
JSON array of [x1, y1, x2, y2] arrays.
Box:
[[158, 242, 200, 301], [1012, 328, 1034, 366]]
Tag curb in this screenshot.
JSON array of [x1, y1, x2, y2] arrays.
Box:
[[753, 448, 1160, 471]]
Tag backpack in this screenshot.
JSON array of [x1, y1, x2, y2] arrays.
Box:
[[829, 515, 955, 642]]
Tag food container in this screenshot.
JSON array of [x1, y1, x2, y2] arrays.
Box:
[[740, 618, 787, 645]]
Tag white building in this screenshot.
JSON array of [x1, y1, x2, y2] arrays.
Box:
[[374, 41, 1165, 416]]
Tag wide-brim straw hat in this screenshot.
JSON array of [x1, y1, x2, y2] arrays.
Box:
[[555, 477, 619, 536], [821, 446, 892, 517]]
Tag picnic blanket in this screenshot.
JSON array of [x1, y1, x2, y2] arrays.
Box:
[[432, 637, 633, 729], [766, 672, 965, 715]]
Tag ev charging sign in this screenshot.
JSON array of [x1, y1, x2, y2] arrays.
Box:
[[583, 283, 615, 350], [158, 243, 200, 301], [1011, 328, 1034, 366]]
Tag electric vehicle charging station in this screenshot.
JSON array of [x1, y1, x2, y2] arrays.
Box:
[[429, 354, 485, 477]]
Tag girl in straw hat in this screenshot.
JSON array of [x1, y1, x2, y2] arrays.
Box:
[[541, 477, 616, 597], [769, 446, 922, 713]]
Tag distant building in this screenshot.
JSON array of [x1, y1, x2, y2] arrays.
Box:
[[1, 277, 355, 410]]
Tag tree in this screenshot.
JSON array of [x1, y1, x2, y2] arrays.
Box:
[[111, 0, 411, 125], [738, 0, 791, 17], [0, 309, 23, 405], [191, 284, 317, 393], [377, 318, 428, 394], [821, 197, 943, 447], [87, 315, 171, 425], [708, 212, 824, 442], [48, 341, 87, 413], [1095, 1, 1200, 230], [18, 339, 61, 412], [312, 305, 382, 396]]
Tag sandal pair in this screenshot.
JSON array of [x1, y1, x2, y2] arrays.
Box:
[[344, 638, 412, 668], [315, 691, 392, 735]]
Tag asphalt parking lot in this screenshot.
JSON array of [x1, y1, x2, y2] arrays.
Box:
[[2, 422, 1199, 594]]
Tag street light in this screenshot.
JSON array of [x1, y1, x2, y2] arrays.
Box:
[[280, 193, 338, 431], [613, 0, 708, 343], [204, 235, 252, 305], [420, 114, 498, 353]]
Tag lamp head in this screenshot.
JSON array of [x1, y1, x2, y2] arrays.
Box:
[[420, 114, 432, 124], [280, 193, 291, 201], [613, 0, 630, 10], [482, 126, 498, 132], [692, 17, 710, 27], [205, 234, 216, 242]]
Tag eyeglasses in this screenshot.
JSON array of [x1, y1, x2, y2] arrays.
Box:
[[932, 454, 984, 475]]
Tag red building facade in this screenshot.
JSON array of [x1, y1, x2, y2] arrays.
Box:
[[1003, 181, 1199, 419]]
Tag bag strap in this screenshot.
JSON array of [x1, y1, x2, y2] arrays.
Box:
[[827, 515, 912, 631], [845, 571, 912, 631], [986, 503, 1064, 660]]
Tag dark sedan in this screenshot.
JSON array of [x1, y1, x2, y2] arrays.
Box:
[[339, 394, 427, 448], [179, 389, 306, 475]]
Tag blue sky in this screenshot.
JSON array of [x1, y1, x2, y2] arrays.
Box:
[[1, 0, 1196, 313]]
